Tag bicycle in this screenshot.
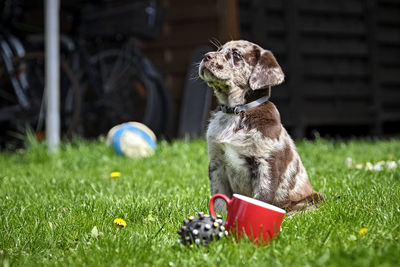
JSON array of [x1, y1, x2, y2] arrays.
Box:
[[0, 0, 173, 148], [0, 14, 81, 148], [75, 0, 173, 138]]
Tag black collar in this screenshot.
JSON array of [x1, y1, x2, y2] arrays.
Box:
[[219, 86, 271, 115]]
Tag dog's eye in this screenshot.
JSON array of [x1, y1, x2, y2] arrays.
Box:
[[232, 50, 242, 59]]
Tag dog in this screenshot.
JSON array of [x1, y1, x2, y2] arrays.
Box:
[[198, 40, 323, 212]]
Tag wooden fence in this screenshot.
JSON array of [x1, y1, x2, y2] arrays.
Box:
[[239, 0, 400, 137]]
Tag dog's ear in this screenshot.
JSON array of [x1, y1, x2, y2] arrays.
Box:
[[249, 49, 284, 90]]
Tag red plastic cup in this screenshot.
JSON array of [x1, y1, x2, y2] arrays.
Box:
[[209, 193, 286, 244]]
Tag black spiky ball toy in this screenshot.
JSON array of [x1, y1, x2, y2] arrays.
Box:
[[177, 212, 228, 245]]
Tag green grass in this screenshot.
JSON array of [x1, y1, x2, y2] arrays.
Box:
[[1, 137, 399, 266]]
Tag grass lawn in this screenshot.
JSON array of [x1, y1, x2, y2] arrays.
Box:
[[0, 137, 399, 266]]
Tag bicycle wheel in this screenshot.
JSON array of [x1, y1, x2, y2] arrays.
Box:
[[83, 48, 160, 137], [140, 54, 173, 138], [0, 52, 81, 147]]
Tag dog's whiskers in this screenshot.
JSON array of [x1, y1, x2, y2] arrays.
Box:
[[189, 71, 201, 81], [190, 74, 201, 81], [189, 61, 203, 81], [209, 37, 222, 51], [193, 61, 202, 68]]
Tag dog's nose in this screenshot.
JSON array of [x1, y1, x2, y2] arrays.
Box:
[[204, 52, 213, 62]]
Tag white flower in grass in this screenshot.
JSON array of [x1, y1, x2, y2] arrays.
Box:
[[386, 161, 397, 169], [355, 164, 364, 170], [345, 157, 353, 168], [373, 161, 385, 171], [365, 162, 374, 171], [350, 159, 399, 171]]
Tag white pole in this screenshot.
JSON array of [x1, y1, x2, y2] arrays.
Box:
[[45, 0, 60, 153]]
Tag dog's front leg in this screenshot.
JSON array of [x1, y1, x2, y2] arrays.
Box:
[[209, 162, 232, 212], [251, 159, 277, 204]]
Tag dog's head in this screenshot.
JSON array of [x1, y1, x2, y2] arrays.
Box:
[[199, 40, 284, 106]]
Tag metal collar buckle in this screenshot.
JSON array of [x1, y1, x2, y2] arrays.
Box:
[[233, 107, 241, 114]]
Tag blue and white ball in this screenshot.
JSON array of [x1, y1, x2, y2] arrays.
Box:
[[107, 122, 156, 158]]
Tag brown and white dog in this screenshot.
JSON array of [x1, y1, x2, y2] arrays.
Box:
[[199, 40, 323, 212]]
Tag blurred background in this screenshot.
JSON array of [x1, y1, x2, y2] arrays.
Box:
[[0, 0, 399, 149]]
